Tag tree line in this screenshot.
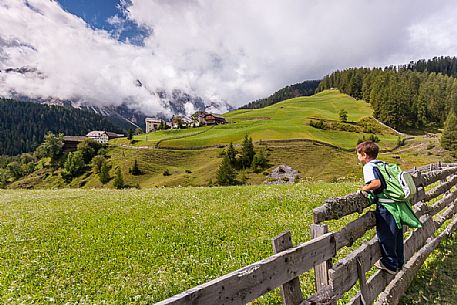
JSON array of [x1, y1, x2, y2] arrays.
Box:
[[240, 80, 320, 109], [0, 99, 122, 156], [317, 67, 457, 130]]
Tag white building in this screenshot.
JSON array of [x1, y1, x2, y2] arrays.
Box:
[[145, 118, 164, 133], [86, 131, 123, 144]]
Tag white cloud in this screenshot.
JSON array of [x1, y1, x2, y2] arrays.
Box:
[[1, 0, 457, 111]]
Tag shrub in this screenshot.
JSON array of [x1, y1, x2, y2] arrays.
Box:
[[99, 161, 110, 184], [163, 169, 171, 176], [310, 119, 325, 129], [129, 159, 142, 176]]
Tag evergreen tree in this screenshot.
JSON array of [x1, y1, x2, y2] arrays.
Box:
[[339, 109, 348, 122], [134, 127, 143, 135], [216, 153, 236, 186], [113, 167, 125, 189], [226, 142, 237, 167], [240, 135, 255, 168], [441, 112, 457, 151], [99, 160, 110, 184], [251, 148, 268, 173], [129, 159, 141, 175], [127, 129, 133, 141]]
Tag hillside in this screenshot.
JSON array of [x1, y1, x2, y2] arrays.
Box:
[[0, 98, 123, 155], [114, 90, 400, 150], [7, 90, 454, 189]]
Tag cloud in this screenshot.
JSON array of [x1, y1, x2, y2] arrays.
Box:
[[1, 0, 457, 111]]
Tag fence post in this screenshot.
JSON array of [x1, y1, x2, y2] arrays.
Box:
[[272, 231, 303, 305], [310, 224, 331, 292]]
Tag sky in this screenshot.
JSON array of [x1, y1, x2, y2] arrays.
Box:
[[1, 0, 457, 114]]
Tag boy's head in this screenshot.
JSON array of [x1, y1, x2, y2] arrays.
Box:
[[356, 141, 379, 164]]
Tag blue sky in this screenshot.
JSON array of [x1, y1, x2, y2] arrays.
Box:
[[57, 0, 149, 45]]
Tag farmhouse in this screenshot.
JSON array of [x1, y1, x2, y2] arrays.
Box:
[[86, 131, 124, 144], [62, 136, 86, 152], [145, 118, 164, 133], [195, 112, 227, 126]]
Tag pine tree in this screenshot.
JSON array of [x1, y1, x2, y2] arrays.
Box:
[[127, 129, 133, 141], [240, 135, 255, 168], [99, 160, 110, 184], [113, 167, 125, 189], [129, 159, 141, 175], [339, 109, 348, 122], [226, 142, 237, 167], [216, 153, 236, 186], [441, 112, 457, 151]]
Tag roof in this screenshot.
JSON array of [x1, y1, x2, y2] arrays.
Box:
[[63, 136, 86, 142]]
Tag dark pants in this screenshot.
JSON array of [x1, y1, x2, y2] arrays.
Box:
[[376, 204, 404, 271]]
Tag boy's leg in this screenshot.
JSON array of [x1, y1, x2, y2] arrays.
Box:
[[396, 226, 404, 270], [376, 204, 401, 271]]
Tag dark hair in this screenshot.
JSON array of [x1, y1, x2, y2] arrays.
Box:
[[356, 141, 379, 158]]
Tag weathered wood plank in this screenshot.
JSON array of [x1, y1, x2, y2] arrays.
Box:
[[434, 201, 457, 228], [356, 258, 369, 305], [423, 175, 457, 202], [334, 211, 376, 251], [328, 237, 380, 300], [347, 269, 394, 305], [311, 224, 331, 293], [376, 214, 457, 305], [421, 167, 457, 187], [425, 189, 457, 217], [313, 192, 370, 224], [272, 231, 304, 305], [156, 233, 336, 305], [411, 187, 425, 206]]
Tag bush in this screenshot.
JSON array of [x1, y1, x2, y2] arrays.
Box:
[[62, 151, 85, 181], [99, 160, 110, 184], [310, 119, 325, 129], [163, 169, 171, 176]]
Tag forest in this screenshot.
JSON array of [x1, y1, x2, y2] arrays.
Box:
[[317, 57, 457, 130], [240, 80, 320, 109], [0, 99, 122, 155]]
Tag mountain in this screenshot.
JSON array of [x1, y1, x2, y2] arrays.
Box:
[[1, 66, 233, 130], [240, 80, 321, 109], [0, 98, 123, 155]]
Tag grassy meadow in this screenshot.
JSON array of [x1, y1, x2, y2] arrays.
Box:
[[1, 184, 455, 304]]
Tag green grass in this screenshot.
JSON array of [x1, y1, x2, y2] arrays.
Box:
[[1, 183, 455, 304], [0, 183, 362, 304], [121, 90, 399, 150]]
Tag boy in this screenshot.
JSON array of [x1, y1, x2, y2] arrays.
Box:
[[357, 141, 402, 274]]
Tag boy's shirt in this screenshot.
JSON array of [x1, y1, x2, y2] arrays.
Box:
[[363, 160, 385, 194]]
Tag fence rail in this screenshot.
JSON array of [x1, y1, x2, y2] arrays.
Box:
[[156, 162, 457, 305]]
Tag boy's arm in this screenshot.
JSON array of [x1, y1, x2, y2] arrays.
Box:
[[362, 179, 381, 191]]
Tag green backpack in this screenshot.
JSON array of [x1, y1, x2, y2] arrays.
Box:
[[372, 161, 417, 203]]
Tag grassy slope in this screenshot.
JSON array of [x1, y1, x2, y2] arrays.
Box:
[[113, 90, 399, 150]]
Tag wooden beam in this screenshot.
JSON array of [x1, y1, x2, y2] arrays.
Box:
[[425, 189, 457, 217], [421, 167, 457, 187], [311, 224, 331, 293], [334, 211, 376, 251], [313, 192, 370, 224], [423, 175, 457, 202], [156, 232, 336, 305], [328, 237, 380, 300], [272, 231, 304, 305], [434, 201, 457, 228]]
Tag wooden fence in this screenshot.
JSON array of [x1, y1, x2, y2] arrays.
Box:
[[156, 162, 457, 305]]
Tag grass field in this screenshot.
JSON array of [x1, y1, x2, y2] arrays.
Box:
[[1, 184, 455, 304], [111, 90, 399, 150]]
